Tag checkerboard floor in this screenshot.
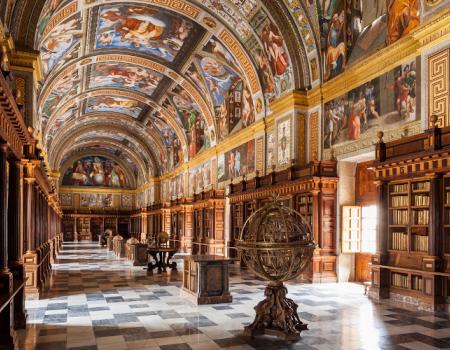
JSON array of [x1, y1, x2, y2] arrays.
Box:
[[18, 242, 450, 350]]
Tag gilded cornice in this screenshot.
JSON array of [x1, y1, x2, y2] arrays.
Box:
[[269, 89, 321, 116], [59, 186, 136, 195], [10, 49, 43, 82]]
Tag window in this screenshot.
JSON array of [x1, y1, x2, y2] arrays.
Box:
[[341, 205, 377, 253]]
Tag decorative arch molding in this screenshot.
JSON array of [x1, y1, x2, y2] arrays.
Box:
[[49, 124, 161, 176], [46, 109, 189, 163], [47, 114, 175, 175], [59, 150, 138, 189], [57, 139, 150, 185]]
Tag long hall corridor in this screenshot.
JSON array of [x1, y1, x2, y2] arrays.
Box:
[[16, 243, 450, 350]]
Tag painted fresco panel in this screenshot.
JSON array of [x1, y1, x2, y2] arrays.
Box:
[[40, 13, 82, 75], [121, 194, 133, 207], [80, 193, 113, 208], [89, 62, 163, 96], [189, 162, 211, 194], [62, 156, 128, 188], [266, 131, 275, 172], [95, 5, 194, 62], [323, 59, 418, 150], [85, 96, 144, 118], [218, 140, 255, 182], [277, 119, 291, 166]]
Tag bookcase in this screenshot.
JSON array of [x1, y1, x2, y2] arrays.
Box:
[[370, 124, 450, 312], [388, 180, 430, 253]]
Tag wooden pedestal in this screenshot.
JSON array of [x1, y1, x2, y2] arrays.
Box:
[[182, 255, 232, 304], [126, 244, 148, 266], [106, 237, 113, 251]]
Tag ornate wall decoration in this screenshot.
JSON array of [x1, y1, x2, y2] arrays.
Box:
[[309, 111, 319, 161], [189, 161, 211, 194], [297, 113, 306, 167], [256, 137, 264, 175], [60, 193, 73, 207], [80, 193, 113, 208], [428, 47, 449, 127], [277, 118, 291, 166], [121, 194, 133, 208], [266, 130, 275, 172]]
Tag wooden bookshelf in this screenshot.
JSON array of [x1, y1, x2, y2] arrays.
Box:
[[370, 124, 450, 312]]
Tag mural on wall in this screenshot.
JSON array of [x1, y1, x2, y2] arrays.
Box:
[[197, 53, 255, 141], [189, 162, 211, 195], [89, 62, 163, 96], [95, 5, 194, 62], [62, 156, 128, 188], [80, 193, 113, 208], [218, 140, 255, 182], [37, 0, 71, 40], [85, 96, 144, 118], [60, 193, 73, 207], [162, 85, 209, 158], [170, 174, 184, 198], [40, 13, 82, 76], [266, 131, 275, 171], [323, 59, 418, 150], [121, 194, 133, 207], [277, 119, 291, 166]]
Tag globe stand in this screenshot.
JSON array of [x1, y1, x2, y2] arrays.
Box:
[[244, 281, 307, 341]]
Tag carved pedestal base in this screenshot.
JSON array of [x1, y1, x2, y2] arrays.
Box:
[[244, 281, 307, 341]]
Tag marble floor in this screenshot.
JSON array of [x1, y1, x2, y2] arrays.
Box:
[[18, 242, 450, 350]]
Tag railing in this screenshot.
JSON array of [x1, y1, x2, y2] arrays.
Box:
[[162, 239, 240, 260]]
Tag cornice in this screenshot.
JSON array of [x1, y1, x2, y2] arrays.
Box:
[[59, 186, 136, 195]]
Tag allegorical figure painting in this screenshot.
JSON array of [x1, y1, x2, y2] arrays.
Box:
[[89, 62, 162, 95], [324, 60, 417, 150], [86, 96, 144, 119], [40, 13, 82, 75], [198, 55, 255, 141], [62, 156, 128, 188], [386, 0, 419, 44], [189, 162, 211, 195], [80, 194, 113, 208], [95, 5, 194, 62], [163, 85, 209, 158], [218, 140, 255, 182]]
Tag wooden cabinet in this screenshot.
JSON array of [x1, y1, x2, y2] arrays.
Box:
[[228, 161, 338, 283]]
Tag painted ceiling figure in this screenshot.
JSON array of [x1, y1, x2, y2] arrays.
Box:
[[261, 22, 288, 76], [386, 0, 419, 44], [324, 10, 346, 80]]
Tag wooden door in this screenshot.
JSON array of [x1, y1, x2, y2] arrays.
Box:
[[355, 253, 372, 282]]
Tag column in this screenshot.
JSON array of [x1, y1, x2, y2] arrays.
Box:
[[8, 161, 26, 328], [23, 162, 40, 295], [0, 144, 12, 289], [0, 144, 15, 349], [74, 217, 78, 242]]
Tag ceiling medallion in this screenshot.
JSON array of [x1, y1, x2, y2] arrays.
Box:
[[202, 17, 217, 29]]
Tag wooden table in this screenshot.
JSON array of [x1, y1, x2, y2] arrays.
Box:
[[182, 255, 232, 304], [147, 247, 178, 273]]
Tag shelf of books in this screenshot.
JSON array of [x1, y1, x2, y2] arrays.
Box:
[[444, 177, 450, 256], [295, 194, 313, 229], [388, 180, 430, 254]]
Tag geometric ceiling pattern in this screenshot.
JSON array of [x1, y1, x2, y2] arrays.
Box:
[[35, 0, 317, 187]]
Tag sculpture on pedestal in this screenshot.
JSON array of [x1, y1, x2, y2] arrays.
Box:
[[236, 197, 315, 341]]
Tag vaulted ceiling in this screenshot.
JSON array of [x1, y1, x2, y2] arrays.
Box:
[[5, 0, 318, 188]]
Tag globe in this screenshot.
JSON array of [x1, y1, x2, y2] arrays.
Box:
[[236, 198, 316, 341]]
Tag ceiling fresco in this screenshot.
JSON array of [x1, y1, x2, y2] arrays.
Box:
[[34, 0, 316, 187]]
